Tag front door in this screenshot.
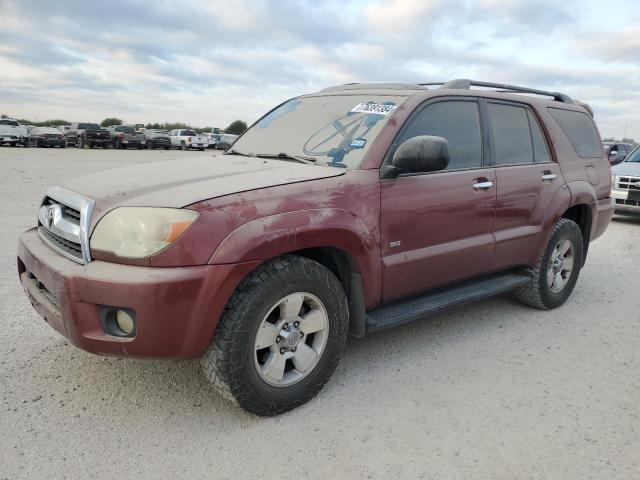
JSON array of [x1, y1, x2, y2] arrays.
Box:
[[380, 99, 497, 302]]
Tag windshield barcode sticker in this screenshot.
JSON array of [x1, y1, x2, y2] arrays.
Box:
[[350, 103, 397, 116]]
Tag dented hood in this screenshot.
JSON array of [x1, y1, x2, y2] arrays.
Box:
[[60, 155, 345, 219]]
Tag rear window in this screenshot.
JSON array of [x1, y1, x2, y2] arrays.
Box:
[[79, 123, 101, 130], [182, 130, 197, 136], [115, 126, 135, 133], [548, 108, 602, 158]]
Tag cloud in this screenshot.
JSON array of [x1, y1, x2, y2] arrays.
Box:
[[0, 0, 638, 139]]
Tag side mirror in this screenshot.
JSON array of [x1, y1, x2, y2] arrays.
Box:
[[392, 135, 450, 173]]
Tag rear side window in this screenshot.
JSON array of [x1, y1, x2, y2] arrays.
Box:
[[527, 110, 551, 163], [398, 100, 482, 170], [488, 103, 533, 165], [548, 108, 602, 158]]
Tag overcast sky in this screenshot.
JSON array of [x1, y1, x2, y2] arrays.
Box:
[[1, 0, 638, 138]]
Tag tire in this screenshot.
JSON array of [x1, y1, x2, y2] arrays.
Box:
[[180, 141, 187, 151], [78, 136, 85, 149], [9, 142, 17, 147], [116, 139, 123, 150], [147, 142, 154, 150], [34, 139, 40, 148], [199, 147, 205, 151], [164, 146, 170, 150], [514, 218, 583, 310], [201, 255, 348, 416]]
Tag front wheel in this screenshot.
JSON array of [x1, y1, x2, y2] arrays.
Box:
[[201, 255, 348, 416], [515, 218, 583, 310], [78, 137, 85, 149]]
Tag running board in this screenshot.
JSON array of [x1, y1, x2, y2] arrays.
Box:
[[366, 271, 531, 333]]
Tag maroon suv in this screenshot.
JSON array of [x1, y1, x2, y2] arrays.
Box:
[[18, 80, 614, 415]]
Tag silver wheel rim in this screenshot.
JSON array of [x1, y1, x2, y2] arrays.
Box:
[[547, 239, 575, 293], [253, 292, 329, 387]]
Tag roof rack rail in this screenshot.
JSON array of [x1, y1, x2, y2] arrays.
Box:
[[419, 79, 573, 104]]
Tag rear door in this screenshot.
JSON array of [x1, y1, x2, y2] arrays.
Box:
[[487, 100, 563, 270], [380, 98, 497, 301]]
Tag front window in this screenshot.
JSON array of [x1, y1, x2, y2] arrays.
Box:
[[0, 119, 19, 126], [230, 94, 408, 169]]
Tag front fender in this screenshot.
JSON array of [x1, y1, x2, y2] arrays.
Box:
[[209, 208, 381, 306]]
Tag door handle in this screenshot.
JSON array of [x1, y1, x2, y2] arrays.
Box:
[[541, 172, 557, 182], [473, 181, 495, 191]]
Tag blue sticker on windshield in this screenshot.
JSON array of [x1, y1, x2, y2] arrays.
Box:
[[350, 138, 367, 149]]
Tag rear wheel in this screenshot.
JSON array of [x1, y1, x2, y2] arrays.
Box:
[[201, 255, 348, 416], [180, 141, 187, 151], [78, 136, 85, 149], [515, 218, 583, 310]]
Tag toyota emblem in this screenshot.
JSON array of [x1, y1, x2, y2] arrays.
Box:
[[45, 206, 55, 228]]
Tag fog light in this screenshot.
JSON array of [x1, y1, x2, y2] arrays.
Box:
[[115, 309, 135, 335]]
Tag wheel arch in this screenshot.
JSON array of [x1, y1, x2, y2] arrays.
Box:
[[208, 208, 381, 337], [561, 203, 593, 266]]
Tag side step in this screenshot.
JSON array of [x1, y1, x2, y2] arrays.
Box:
[[366, 271, 531, 333]]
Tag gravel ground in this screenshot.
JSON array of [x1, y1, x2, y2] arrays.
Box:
[[1, 147, 639, 479]]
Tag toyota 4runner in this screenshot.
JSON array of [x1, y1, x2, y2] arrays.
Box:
[[17, 80, 614, 415]]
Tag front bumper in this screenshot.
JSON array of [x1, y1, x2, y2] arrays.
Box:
[[612, 189, 640, 215], [17, 228, 258, 358]]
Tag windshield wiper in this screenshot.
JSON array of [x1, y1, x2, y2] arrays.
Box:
[[255, 153, 316, 165], [224, 149, 256, 157]]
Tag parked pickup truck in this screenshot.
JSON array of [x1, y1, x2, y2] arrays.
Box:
[[0, 118, 29, 147], [168, 129, 206, 151], [65, 123, 110, 149], [107, 125, 145, 149], [18, 80, 614, 416]]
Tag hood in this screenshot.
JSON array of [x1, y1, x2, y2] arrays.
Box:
[[60, 155, 345, 219], [612, 161, 640, 177]]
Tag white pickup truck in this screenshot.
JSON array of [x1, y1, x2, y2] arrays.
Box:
[[0, 118, 29, 147], [168, 129, 207, 151]]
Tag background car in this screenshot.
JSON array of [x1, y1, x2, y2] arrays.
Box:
[[0, 118, 28, 147], [603, 142, 634, 165], [107, 125, 145, 149], [168, 129, 207, 151], [201, 132, 220, 149], [143, 129, 171, 150], [28, 127, 66, 148], [214, 133, 238, 150], [65, 123, 110, 148], [611, 146, 640, 215]]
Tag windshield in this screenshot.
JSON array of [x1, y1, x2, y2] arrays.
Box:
[[79, 123, 101, 130], [626, 147, 640, 162], [116, 126, 135, 133], [0, 119, 19, 126], [231, 94, 407, 168]]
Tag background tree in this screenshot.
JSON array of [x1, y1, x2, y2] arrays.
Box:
[[225, 120, 248, 135], [100, 117, 124, 127]]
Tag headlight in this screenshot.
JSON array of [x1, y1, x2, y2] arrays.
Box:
[[90, 207, 198, 258]]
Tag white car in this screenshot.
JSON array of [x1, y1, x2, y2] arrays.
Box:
[[168, 129, 207, 151], [0, 118, 28, 147]]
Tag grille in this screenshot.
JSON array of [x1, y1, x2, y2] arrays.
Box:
[[37, 186, 94, 264], [616, 198, 640, 207], [43, 196, 81, 223], [26, 271, 59, 309], [39, 226, 83, 259], [616, 176, 640, 191]]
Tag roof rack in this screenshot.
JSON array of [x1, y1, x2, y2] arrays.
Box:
[[419, 79, 573, 104]]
